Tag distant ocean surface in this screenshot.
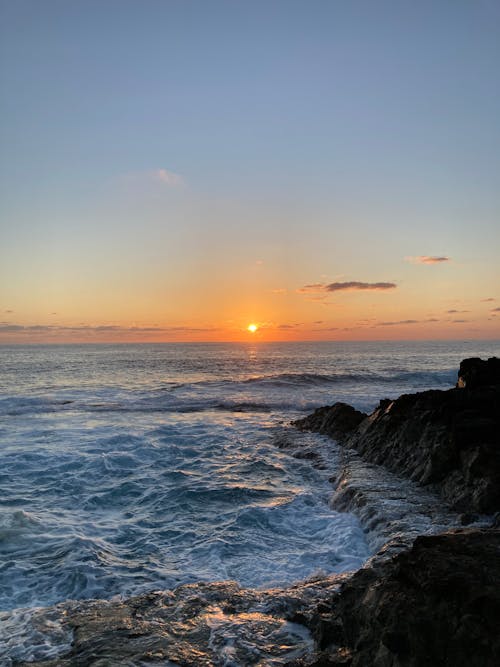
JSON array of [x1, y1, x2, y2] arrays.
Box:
[[1, 340, 499, 619]]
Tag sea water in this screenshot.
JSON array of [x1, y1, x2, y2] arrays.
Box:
[[1, 340, 499, 652]]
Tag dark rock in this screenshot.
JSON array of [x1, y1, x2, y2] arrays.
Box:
[[322, 529, 500, 667], [348, 386, 500, 512], [457, 357, 500, 389], [294, 358, 500, 513], [292, 403, 367, 440]]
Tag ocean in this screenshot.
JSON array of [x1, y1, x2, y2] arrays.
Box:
[[1, 339, 499, 661]]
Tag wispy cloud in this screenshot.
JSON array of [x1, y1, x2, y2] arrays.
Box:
[[377, 319, 419, 326], [446, 309, 469, 314], [491, 307, 500, 313], [405, 256, 450, 264], [481, 298, 496, 302], [271, 288, 287, 294], [305, 296, 331, 304], [369, 318, 441, 327], [119, 168, 185, 189], [0, 324, 24, 331], [298, 281, 396, 294], [154, 168, 184, 187], [296, 283, 325, 294], [326, 281, 396, 292], [0, 323, 218, 336]]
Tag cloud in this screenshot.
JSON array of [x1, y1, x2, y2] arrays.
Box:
[[371, 318, 440, 327], [405, 256, 450, 264], [0, 324, 24, 331], [296, 283, 325, 294], [298, 281, 396, 294], [481, 298, 496, 302], [271, 288, 287, 294], [325, 281, 396, 292], [155, 168, 184, 187], [0, 323, 219, 336], [305, 295, 329, 302], [446, 309, 469, 314], [4, 309, 13, 314], [119, 168, 185, 190], [377, 319, 419, 326], [451, 319, 470, 323], [491, 307, 500, 313]]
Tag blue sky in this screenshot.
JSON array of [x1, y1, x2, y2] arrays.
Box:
[[1, 0, 499, 341]]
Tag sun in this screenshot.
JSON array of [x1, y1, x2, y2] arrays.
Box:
[[247, 323, 258, 333]]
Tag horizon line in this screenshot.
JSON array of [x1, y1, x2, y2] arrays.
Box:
[[1, 336, 500, 346]]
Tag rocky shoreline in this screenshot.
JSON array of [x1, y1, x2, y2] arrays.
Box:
[[10, 358, 500, 666], [293, 357, 500, 514], [291, 356, 500, 665]]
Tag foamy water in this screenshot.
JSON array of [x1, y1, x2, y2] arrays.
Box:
[[1, 340, 499, 661]]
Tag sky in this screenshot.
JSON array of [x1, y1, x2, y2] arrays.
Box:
[[1, 0, 499, 343]]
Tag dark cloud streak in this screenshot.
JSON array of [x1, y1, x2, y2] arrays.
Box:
[[298, 281, 397, 294], [325, 281, 396, 292]]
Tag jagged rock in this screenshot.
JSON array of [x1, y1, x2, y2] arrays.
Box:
[[294, 359, 500, 513], [319, 529, 500, 667], [457, 357, 500, 389], [292, 403, 367, 440]]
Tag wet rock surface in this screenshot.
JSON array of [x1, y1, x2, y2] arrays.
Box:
[[294, 358, 500, 513], [13, 578, 347, 666], [320, 529, 500, 667], [292, 403, 367, 441], [274, 428, 471, 556]]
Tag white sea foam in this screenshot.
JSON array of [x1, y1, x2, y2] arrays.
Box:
[[0, 605, 73, 665], [206, 605, 313, 666]]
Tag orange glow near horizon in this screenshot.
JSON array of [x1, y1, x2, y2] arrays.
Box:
[[1, 313, 500, 344], [1, 272, 499, 344]]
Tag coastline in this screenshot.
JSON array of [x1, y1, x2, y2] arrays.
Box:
[[4, 356, 500, 666]]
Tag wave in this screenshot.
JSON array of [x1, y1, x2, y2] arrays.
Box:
[[0, 369, 456, 418], [241, 369, 456, 386], [0, 396, 295, 417]]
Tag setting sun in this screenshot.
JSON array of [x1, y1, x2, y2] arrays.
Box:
[[247, 324, 258, 333]]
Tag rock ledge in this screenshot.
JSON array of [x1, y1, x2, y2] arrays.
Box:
[[294, 357, 500, 513]]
